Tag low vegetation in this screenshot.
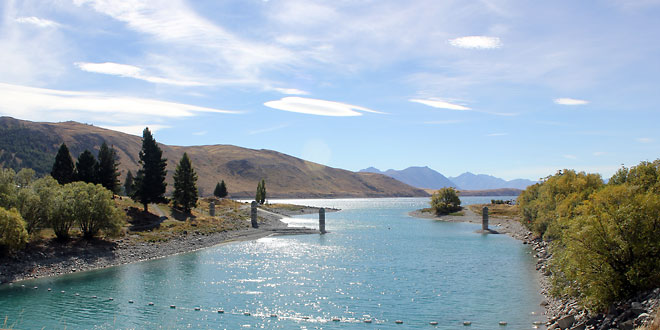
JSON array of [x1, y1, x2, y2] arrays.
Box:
[[0, 167, 124, 252], [517, 162, 660, 310], [467, 203, 519, 218], [430, 187, 462, 215]]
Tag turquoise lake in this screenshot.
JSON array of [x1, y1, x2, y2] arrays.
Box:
[[0, 197, 547, 329]]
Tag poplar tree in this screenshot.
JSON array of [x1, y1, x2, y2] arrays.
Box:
[[255, 180, 262, 204], [97, 142, 120, 194], [75, 150, 98, 184], [132, 128, 167, 212], [172, 153, 198, 213], [255, 179, 266, 204], [259, 179, 266, 204], [51, 143, 75, 185]]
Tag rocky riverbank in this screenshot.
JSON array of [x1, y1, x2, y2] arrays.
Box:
[[410, 207, 659, 330], [0, 205, 327, 284]]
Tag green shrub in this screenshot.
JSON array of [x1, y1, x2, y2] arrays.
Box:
[[0, 207, 28, 253], [70, 182, 123, 238], [552, 185, 660, 309], [431, 187, 462, 215], [517, 169, 603, 239]]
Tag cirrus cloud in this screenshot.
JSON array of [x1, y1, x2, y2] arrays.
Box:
[[554, 98, 589, 105], [0, 82, 238, 124], [75, 62, 206, 87], [410, 98, 471, 111], [15, 16, 60, 28], [448, 36, 502, 49], [264, 97, 383, 116]]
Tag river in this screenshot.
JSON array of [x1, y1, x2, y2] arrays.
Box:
[[0, 197, 546, 329]]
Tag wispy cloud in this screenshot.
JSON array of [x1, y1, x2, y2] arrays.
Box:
[[593, 151, 607, 156], [410, 98, 471, 111], [192, 131, 207, 136], [264, 97, 383, 117], [248, 124, 290, 135], [637, 137, 653, 143], [448, 36, 502, 49], [272, 87, 309, 95], [563, 154, 577, 159], [75, 62, 206, 87], [554, 98, 589, 105], [99, 124, 170, 136], [15, 16, 60, 28], [74, 0, 294, 85], [0, 82, 238, 124]]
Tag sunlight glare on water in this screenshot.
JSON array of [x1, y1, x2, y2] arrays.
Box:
[[0, 197, 545, 329]]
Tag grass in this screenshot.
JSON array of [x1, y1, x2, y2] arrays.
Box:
[[468, 203, 519, 219], [262, 203, 308, 212], [128, 198, 249, 243], [636, 309, 660, 330], [24, 196, 251, 245]]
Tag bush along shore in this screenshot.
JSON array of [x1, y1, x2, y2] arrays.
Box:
[[0, 200, 329, 284], [524, 235, 659, 330], [412, 202, 659, 330]]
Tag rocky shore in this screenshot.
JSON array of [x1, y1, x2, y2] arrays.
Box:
[[410, 207, 659, 330], [0, 205, 326, 284]]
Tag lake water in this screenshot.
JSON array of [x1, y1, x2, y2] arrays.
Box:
[[0, 197, 546, 329]]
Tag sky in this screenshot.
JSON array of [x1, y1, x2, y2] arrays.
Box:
[[1, 0, 660, 181]]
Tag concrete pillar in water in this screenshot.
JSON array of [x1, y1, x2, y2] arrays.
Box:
[[319, 208, 326, 234], [251, 201, 259, 228], [482, 206, 489, 230], [209, 201, 215, 217]]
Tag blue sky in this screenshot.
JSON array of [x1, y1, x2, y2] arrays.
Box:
[[1, 0, 659, 180]]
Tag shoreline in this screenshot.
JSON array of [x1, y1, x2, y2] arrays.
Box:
[[409, 207, 660, 330], [409, 207, 560, 328], [0, 206, 327, 285]]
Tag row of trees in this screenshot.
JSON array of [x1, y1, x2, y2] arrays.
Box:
[[518, 162, 660, 310], [0, 168, 123, 252], [51, 142, 120, 193]]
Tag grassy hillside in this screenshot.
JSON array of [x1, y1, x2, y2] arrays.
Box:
[[0, 117, 428, 198]]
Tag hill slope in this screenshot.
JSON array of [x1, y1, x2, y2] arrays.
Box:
[[360, 166, 457, 189], [0, 117, 428, 198]]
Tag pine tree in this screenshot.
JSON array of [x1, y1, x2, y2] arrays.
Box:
[[97, 142, 120, 194], [132, 128, 167, 212], [214, 180, 228, 198], [219, 180, 228, 198], [51, 143, 75, 184], [75, 150, 98, 184], [172, 153, 198, 213], [124, 171, 134, 196]]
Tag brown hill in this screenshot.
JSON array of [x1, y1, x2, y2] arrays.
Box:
[[0, 117, 428, 198]]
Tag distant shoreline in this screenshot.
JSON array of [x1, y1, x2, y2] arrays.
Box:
[[0, 206, 329, 285]]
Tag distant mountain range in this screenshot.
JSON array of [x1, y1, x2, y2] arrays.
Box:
[[360, 167, 536, 191], [360, 166, 457, 189], [0, 117, 428, 198]]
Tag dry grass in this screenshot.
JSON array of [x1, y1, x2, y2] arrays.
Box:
[[263, 203, 308, 212], [128, 198, 249, 243], [25, 196, 251, 244], [636, 309, 660, 330], [467, 203, 520, 219]]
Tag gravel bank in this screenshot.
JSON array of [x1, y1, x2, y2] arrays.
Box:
[[0, 205, 325, 284]]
